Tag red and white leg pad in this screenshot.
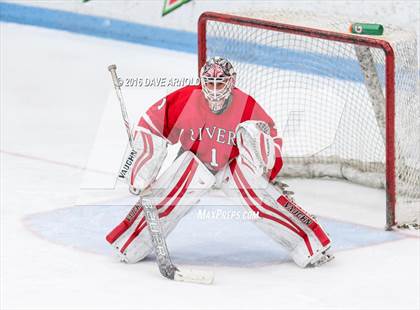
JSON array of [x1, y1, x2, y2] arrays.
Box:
[[222, 159, 331, 267], [106, 151, 215, 263]]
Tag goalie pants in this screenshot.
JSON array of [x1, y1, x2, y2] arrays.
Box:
[[106, 152, 331, 267]]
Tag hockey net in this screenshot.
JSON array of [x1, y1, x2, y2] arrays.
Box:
[[198, 11, 420, 229]]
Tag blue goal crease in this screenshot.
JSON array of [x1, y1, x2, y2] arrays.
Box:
[[1, 2, 418, 83], [23, 203, 407, 267]]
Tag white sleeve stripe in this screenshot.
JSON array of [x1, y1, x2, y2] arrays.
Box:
[[141, 114, 160, 132], [274, 144, 282, 153], [134, 126, 153, 135], [138, 114, 172, 144]]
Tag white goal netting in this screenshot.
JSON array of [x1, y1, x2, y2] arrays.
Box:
[[201, 11, 420, 227]]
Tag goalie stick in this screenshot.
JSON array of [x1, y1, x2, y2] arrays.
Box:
[[107, 64, 214, 285], [108, 64, 134, 148], [142, 198, 214, 284]]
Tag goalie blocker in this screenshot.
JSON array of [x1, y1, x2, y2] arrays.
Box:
[[117, 127, 168, 193]]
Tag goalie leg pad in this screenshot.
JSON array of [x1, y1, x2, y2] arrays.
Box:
[[107, 151, 215, 263], [222, 159, 331, 267]]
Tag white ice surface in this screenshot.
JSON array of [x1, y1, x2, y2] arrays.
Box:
[[1, 23, 419, 310]]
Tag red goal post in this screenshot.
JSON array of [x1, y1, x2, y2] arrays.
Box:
[[197, 11, 419, 229]]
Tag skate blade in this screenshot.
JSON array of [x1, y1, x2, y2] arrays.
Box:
[[309, 254, 335, 267]]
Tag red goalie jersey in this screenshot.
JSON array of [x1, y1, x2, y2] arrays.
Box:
[[138, 85, 283, 181]]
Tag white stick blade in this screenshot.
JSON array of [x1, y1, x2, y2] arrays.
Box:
[[174, 269, 214, 285]]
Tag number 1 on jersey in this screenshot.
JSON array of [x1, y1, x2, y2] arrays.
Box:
[[210, 148, 218, 167]]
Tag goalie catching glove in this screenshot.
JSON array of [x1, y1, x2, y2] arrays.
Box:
[[236, 120, 277, 176], [118, 128, 168, 194]]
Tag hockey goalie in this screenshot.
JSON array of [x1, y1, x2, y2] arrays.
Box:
[[106, 57, 333, 268]]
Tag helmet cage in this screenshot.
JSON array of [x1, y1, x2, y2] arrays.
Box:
[[201, 75, 234, 105]]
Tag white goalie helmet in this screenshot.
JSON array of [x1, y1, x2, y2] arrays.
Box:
[[200, 56, 236, 114]]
